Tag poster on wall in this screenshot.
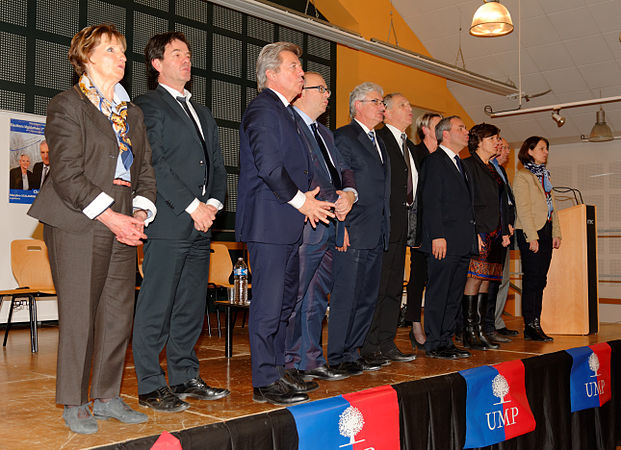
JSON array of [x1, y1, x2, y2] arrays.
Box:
[[8, 118, 47, 204]]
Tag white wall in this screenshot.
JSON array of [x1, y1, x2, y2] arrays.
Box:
[[0, 109, 58, 322]]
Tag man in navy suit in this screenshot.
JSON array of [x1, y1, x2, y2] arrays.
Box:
[[327, 82, 391, 376], [132, 32, 229, 412], [236, 43, 335, 406], [362, 93, 417, 363], [419, 115, 477, 359], [284, 72, 357, 381]]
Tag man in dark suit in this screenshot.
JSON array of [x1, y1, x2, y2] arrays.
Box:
[[284, 72, 356, 381], [31, 140, 50, 190], [9, 154, 35, 190], [132, 31, 229, 412], [327, 82, 391, 375], [361, 93, 416, 363], [419, 115, 477, 359], [485, 137, 518, 342], [236, 43, 335, 406], [405, 113, 442, 350]]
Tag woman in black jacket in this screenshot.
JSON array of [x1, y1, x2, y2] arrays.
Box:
[[461, 123, 510, 350]]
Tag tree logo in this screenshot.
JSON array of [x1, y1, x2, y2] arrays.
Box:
[[492, 374, 511, 405], [588, 353, 600, 377], [338, 406, 366, 447]]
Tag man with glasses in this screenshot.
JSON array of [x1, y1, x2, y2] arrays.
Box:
[[284, 71, 357, 381], [327, 82, 391, 376]]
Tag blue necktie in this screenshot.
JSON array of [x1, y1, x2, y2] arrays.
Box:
[[368, 131, 376, 145]]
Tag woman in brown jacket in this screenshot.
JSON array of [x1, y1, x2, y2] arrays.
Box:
[[513, 136, 562, 342]]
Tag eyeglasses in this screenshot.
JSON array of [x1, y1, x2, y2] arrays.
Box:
[[359, 99, 386, 107], [303, 85, 331, 96]]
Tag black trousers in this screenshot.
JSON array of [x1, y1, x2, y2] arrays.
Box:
[[516, 222, 553, 324], [405, 248, 427, 322]]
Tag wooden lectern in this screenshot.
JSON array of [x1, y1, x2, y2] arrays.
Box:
[[541, 205, 599, 335]]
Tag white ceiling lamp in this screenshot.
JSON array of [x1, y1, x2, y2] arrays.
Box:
[[585, 107, 614, 142], [470, 0, 514, 37]]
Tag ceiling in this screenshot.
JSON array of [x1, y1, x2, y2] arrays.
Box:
[[391, 0, 621, 144]]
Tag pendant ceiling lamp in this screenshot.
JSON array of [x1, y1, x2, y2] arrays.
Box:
[[588, 107, 614, 142], [470, 0, 514, 37]]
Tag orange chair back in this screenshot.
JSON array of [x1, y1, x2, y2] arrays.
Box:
[[11, 239, 55, 292], [208, 243, 234, 288]]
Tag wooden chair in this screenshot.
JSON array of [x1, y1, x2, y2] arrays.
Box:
[[206, 243, 235, 337], [0, 239, 56, 352]]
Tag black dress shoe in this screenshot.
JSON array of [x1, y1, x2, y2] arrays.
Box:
[[139, 386, 190, 412], [171, 376, 230, 401], [282, 369, 319, 393], [486, 331, 511, 344], [357, 355, 386, 371], [253, 379, 309, 406], [497, 327, 519, 336], [426, 347, 459, 360], [335, 361, 363, 376], [446, 344, 471, 359], [302, 364, 349, 381], [381, 346, 416, 362], [361, 351, 391, 367]]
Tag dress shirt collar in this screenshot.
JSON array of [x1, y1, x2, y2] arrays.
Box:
[[439, 144, 459, 160], [267, 88, 290, 107], [354, 119, 374, 137], [293, 106, 314, 127], [385, 123, 407, 146], [159, 83, 192, 101]]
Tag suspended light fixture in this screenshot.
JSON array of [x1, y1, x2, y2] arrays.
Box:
[[470, 0, 514, 37], [551, 110, 566, 127], [586, 107, 614, 142]]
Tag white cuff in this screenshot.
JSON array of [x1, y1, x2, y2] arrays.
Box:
[[288, 190, 306, 210], [83, 192, 114, 219], [185, 198, 200, 214], [133, 195, 157, 226], [342, 187, 358, 203], [206, 198, 224, 211]]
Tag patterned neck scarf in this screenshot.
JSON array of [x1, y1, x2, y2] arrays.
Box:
[[524, 161, 553, 219], [78, 74, 133, 171]]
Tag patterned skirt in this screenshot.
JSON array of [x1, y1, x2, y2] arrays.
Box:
[[467, 228, 504, 281]]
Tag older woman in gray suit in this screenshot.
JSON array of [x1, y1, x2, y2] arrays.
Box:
[[28, 24, 156, 434]]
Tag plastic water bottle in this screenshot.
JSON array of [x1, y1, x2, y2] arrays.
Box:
[[233, 258, 248, 304]]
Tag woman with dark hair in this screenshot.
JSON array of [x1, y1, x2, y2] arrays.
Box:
[[513, 136, 561, 341], [461, 123, 510, 350], [28, 24, 156, 433]]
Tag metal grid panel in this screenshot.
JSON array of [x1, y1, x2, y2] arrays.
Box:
[[225, 173, 238, 212], [609, 162, 621, 188], [247, 16, 273, 43], [134, 0, 168, 12], [0, 89, 25, 112], [1, 0, 27, 26], [246, 43, 261, 83], [34, 95, 52, 116], [279, 27, 303, 48], [245, 86, 258, 108], [190, 74, 206, 106], [213, 4, 242, 34], [133, 11, 168, 55], [212, 34, 241, 78], [36, 0, 80, 37], [307, 35, 331, 60], [87, 0, 126, 34], [307, 60, 331, 87], [0, 32, 26, 83], [218, 126, 239, 167], [176, 0, 208, 23], [176, 23, 207, 70], [131, 61, 148, 98], [211, 79, 240, 122], [35, 40, 73, 91]]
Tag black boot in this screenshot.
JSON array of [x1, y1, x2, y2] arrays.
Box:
[[524, 322, 545, 341], [532, 318, 553, 342], [476, 293, 499, 349], [462, 295, 486, 350]]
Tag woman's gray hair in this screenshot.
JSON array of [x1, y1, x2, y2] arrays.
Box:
[[256, 41, 302, 91], [349, 82, 383, 118]]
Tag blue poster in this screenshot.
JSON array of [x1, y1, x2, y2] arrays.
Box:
[[9, 118, 46, 204]]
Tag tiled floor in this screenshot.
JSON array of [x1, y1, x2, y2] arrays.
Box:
[[1, 315, 620, 449]]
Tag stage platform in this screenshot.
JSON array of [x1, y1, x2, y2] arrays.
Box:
[[1, 315, 620, 449]]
